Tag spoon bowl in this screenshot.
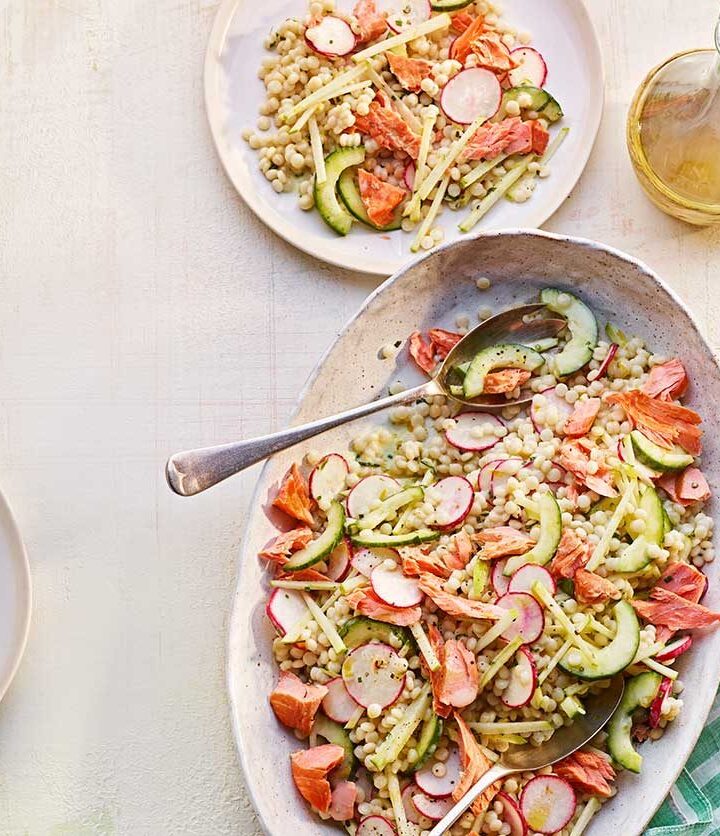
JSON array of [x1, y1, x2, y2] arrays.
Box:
[[428, 675, 625, 836]]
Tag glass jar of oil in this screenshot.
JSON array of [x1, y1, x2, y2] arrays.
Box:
[[627, 18, 720, 224]]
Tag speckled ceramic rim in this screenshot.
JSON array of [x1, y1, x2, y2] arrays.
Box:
[[227, 228, 720, 835], [204, 0, 605, 276]]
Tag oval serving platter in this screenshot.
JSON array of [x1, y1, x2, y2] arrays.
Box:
[[205, 0, 603, 275], [228, 229, 720, 835]]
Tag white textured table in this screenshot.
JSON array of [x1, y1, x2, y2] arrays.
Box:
[[1, 1, 719, 833]]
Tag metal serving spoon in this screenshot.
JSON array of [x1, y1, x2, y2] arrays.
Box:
[[428, 675, 625, 836], [166, 303, 565, 496]]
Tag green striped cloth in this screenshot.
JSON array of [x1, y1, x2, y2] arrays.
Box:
[[645, 686, 720, 835]]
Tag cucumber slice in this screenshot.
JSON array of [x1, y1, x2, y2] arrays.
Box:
[[413, 714, 444, 770], [540, 288, 598, 376], [350, 528, 441, 548], [504, 492, 562, 575], [609, 486, 664, 573], [630, 430, 694, 472], [338, 615, 411, 650], [284, 501, 345, 571], [503, 85, 550, 112], [559, 600, 640, 681], [431, 0, 473, 8], [313, 714, 357, 780], [607, 671, 662, 773], [353, 486, 424, 532], [662, 505, 672, 536], [314, 147, 366, 235], [540, 94, 563, 123], [560, 695, 586, 719], [337, 168, 402, 231], [463, 343, 544, 399]]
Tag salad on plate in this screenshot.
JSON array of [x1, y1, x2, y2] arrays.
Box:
[[259, 288, 717, 836], [243, 0, 567, 251]]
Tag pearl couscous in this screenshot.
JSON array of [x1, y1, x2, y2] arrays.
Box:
[[243, 0, 567, 251], [263, 288, 715, 836]]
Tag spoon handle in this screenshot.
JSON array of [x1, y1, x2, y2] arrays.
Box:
[[427, 762, 512, 836], [166, 381, 438, 496]]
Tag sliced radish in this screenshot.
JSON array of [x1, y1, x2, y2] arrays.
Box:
[[342, 643, 406, 709], [497, 592, 545, 645], [520, 775, 576, 834], [305, 16, 356, 57], [347, 474, 401, 518], [412, 791, 454, 821], [326, 538, 352, 582], [446, 412, 505, 452], [371, 565, 423, 607], [431, 476, 474, 529], [594, 342, 618, 380], [531, 388, 574, 433], [357, 815, 397, 836], [266, 587, 307, 636], [649, 676, 673, 729], [490, 458, 526, 496], [351, 546, 398, 578], [495, 791, 528, 836], [477, 456, 507, 493], [310, 453, 349, 504], [440, 68, 502, 125], [414, 746, 461, 798], [492, 558, 511, 597], [322, 676, 360, 724], [404, 161, 415, 190], [656, 635, 693, 662], [376, 0, 431, 33], [508, 47, 548, 88], [501, 646, 537, 708], [402, 784, 433, 828], [508, 565, 556, 596]]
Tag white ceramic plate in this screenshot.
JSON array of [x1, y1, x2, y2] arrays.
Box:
[[205, 0, 604, 275], [0, 489, 31, 703], [228, 229, 720, 835]]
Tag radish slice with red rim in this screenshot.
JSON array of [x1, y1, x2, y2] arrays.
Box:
[[531, 388, 574, 433], [520, 775, 576, 834], [501, 646, 537, 708], [490, 458, 526, 496], [414, 746, 461, 798], [431, 476, 474, 529], [266, 587, 307, 636], [446, 412, 505, 452], [347, 475, 401, 518], [508, 47, 547, 88], [497, 592, 545, 645], [341, 643, 406, 708], [411, 791, 455, 821], [478, 457, 506, 493], [594, 342, 618, 380], [357, 815, 398, 836], [656, 635, 692, 662], [440, 67, 502, 125], [376, 0, 431, 33], [310, 453, 349, 504], [491, 558, 511, 597], [371, 565, 423, 607], [322, 676, 361, 724], [402, 784, 433, 828], [495, 791, 528, 836], [351, 546, 398, 578], [404, 161, 415, 190], [508, 564, 556, 596], [305, 16, 357, 57], [326, 538, 352, 582], [649, 676, 673, 728]]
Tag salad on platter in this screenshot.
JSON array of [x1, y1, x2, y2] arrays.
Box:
[[260, 287, 717, 836]]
